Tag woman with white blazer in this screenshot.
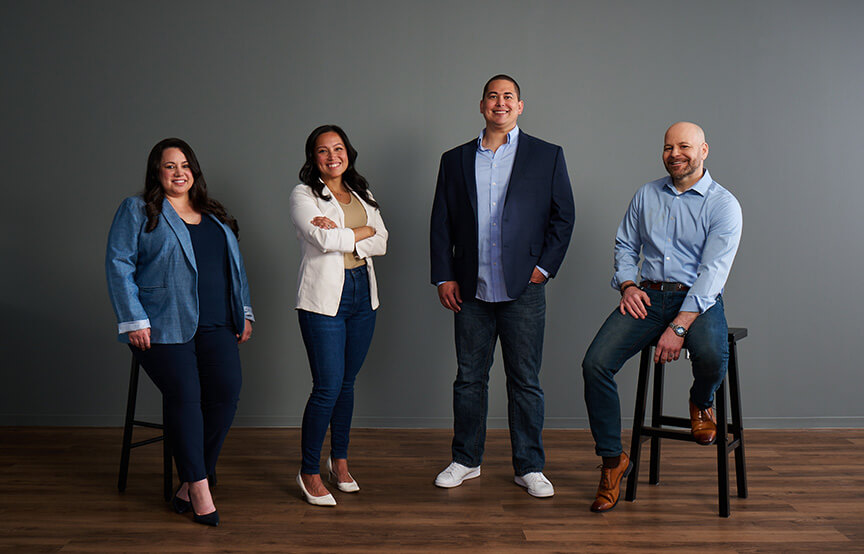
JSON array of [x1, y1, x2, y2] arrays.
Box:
[[289, 125, 388, 506]]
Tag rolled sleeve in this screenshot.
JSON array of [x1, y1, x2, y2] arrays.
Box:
[[682, 195, 743, 313], [105, 197, 150, 335], [118, 318, 150, 334]]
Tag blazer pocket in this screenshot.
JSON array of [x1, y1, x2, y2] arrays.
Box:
[[530, 243, 542, 256], [139, 284, 166, 291]]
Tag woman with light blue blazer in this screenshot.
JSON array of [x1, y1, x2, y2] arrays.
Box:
[[106, 138, 254, 526]]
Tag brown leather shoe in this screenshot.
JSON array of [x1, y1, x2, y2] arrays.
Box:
[[689, 399, 717, 445], [590, 452, 632, 513]]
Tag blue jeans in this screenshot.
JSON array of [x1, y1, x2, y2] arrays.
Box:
[[298, 266, 376, 475], [452, 282, 546, 475], [582, 290, 728, 457], [130, 326, 242, 483]]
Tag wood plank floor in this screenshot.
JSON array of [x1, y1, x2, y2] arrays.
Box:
[[1, 427, 862, 553]]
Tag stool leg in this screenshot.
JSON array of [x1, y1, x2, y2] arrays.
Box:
[[118, 357, 139, 493], [716, 378, 730, 517], [728, 340, 748, 498], [625, 346, 652, 502], [162, 399, 172, 502], [649, 362, 664, 485]]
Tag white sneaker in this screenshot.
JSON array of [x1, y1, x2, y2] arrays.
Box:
[[514, 472, 554, 498], [435, 462, 481, 488]]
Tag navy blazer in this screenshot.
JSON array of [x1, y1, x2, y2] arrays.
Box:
[[106, 196, 254, 344], [430, 130, 575, 300]]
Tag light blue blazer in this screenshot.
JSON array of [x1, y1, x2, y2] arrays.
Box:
[[105, 195, 254, 344]]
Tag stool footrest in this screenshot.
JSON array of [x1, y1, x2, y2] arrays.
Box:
[[130, 436, 165, 449], [639, 426, 697, 442], [131, 420, 164, 430], [656, 416, 691, 428]]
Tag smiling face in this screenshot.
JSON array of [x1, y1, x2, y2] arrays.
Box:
[[158, 147, 194, 198], [662, 122, 709, 186], [480, 78, 523, 132], [314, 131, 349, 183]]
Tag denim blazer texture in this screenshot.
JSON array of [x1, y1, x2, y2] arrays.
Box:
[[105, 195, 254, 344]]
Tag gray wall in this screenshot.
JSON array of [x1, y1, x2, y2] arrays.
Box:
[[2, 1, 862, 428]]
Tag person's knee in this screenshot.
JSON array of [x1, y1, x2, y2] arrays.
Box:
[[582, 348, 608, 384], [690, 343, 727, 376], [310, 384, 340, 405]]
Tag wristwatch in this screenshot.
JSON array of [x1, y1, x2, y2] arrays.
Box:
[[668, 322, 688, 337]]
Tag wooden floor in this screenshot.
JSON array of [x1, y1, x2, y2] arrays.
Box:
[[1, 427, 862, 553]]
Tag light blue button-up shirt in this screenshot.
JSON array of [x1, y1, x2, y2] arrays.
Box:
[[475, 126, 520, 302], [612, 169, 742, 313]]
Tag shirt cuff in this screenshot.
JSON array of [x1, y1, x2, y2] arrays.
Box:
[[611, 271, 638, 290], [118, 319, 150, 334], [681, 295, 716, 314], [244, 306, 255, 322], [535, 266, 549, 278]]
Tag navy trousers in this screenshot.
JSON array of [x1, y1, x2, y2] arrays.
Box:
[[130, 326, 242, 483]]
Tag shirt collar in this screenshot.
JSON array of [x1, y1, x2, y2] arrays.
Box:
[[664, 168, 713, 196], [477, 125, 520, 151]]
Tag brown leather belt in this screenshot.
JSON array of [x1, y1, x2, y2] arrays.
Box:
[[640, 280, 690, 292]]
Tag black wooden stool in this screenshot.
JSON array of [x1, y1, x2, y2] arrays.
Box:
[[624, 327, 748, 517], [118, 355, 172, 501]]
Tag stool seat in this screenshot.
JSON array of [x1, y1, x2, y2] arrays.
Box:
[[624, 327, 748, 517]]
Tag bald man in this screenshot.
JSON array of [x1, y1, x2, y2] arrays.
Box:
[[581, 122, 742, 513]]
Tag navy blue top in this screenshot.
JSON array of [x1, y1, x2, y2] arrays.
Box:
[[185, 215, 232, 329]]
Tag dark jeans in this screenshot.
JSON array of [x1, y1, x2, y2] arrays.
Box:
[[298, 266, 376, 475], [452, 282, 547, 475], [130, 326, 242, 483], [582, 290, 728, 457]]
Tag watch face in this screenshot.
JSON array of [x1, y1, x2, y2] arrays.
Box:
[[672, 325, 686, 337]]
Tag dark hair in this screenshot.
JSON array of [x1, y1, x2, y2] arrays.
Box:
[[142, 138, 239, 237], [482, 74, 521, 100], [298, 125, 379, 209]]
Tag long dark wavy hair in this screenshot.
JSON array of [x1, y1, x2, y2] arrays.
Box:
[[143, 138, 239, 237], [298, 125, 379, 208]]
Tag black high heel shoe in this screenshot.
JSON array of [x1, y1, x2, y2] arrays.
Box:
[[171, 485, 191, 514], [189, 494, 219, 527]]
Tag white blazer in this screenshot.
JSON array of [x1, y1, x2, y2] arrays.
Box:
[[289, 184, 388, 316]]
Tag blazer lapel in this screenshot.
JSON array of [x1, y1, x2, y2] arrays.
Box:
[[161, 200, 197, 270], [461, 141, 478, 216]]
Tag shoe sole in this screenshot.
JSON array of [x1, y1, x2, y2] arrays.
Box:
[[514, 476, 554, 498], [435, 467, 481, 488], [590, 461, 633, 513], [694, 433, 717, 446]]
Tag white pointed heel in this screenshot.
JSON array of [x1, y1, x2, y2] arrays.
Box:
[[297, 472, 336, 506], [327, 457, 360, 493]]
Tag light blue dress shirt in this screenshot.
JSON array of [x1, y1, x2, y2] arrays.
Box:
[[475, 126, 520, 302], [612, 169, 742, 314]]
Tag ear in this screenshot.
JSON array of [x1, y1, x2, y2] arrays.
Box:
[[517, 99, 524, 115], [701, 142, 709, 161]]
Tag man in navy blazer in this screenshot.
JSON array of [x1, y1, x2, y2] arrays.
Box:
[[430, 75, 575, 498]]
